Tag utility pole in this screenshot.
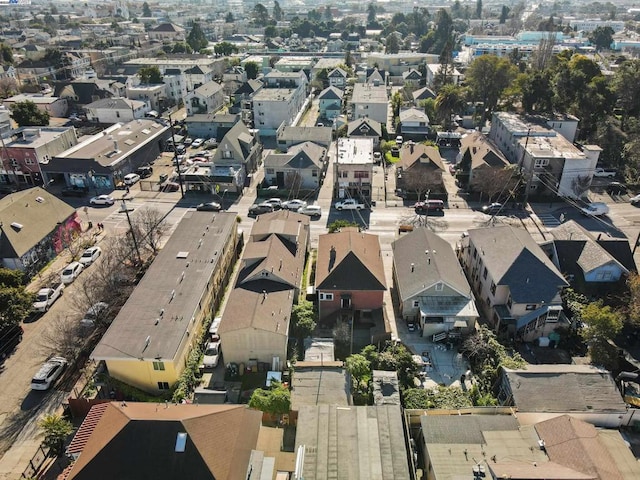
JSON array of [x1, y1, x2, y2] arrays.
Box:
[[167, 112, 185, 198], [120, 199, 142, 266], [519, 128, 532, 208]]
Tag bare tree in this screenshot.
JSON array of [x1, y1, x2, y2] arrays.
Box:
[[400, 168, 442, 201], [470, 165, 520, 202], [532, 32, 556, 71], [39, 313, 86, 360], [130, 207, 169, 255], [0, 77, 18, 99]]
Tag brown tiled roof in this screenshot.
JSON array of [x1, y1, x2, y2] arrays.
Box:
[[66, 402, 261, 480], [534, 415, 624, 480], [315, 229, 386, 291]]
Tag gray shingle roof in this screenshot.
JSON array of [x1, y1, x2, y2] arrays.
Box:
[[421, 414, 520, 444], [468, 226, 568, 303], [318, 86, 343, 100], [264, 141, 324, 169], [503, 365, 627, 413], [550, 220, 627, 275], [392, 228, 472, 301]]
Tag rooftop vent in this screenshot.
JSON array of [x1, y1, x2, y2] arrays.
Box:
[[10, 222, 23, 230]]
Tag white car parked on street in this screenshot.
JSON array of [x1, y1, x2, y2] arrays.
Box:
[[31, 356, 67, 390], [79, 246, 102, 266], [61, 261, 83, 284]]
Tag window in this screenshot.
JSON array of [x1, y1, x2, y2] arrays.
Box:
[[116, 111, 120, 118], [341, 297, 351, 309], [435, 282, 443, 291], [413, 300, 420, 308], [354, 171, 369, 179], [472, 247, 477, 259], [534, 158, 549, 168], [312, 170, 318, 177], [158, 382, 170, 390], [526, 304, 537, 311], [266, 168, 274, 174], [340, 171, 348, 178], [483, 267, 487, 280], [490, 281, 496, 295], [507, 296, 512, 308], [25, 158, 35, 165], [153, 361, 165, 371], [319, 292, 334, 301]]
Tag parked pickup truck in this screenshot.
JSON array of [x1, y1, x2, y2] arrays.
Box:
[[593, 167, 617, 178], [334, 199, 366, 210], [33, 283, 64, 313]]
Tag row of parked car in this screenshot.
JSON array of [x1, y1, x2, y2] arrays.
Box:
[[29, 245, 106, 391], [248, 198, 322, 217]]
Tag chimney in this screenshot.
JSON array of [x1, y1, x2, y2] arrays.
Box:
[[113, 140, 119, 152], [410, 263, 415, 272], [410, 142, 414, 153], [262, 290, 267, 301]]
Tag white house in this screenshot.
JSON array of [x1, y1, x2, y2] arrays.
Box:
[[318, 86, 343, 120], [350, 83, 387, 126], [84, 97, 149, 124], [264, 141, 326, 190], [425, 64, 462, 87], [252, 87, 307, 136], [185, 81, 224, 116]]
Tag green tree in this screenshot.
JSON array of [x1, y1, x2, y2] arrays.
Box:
[[328, 220, 360, 233], [324, 5, 333, 21], [435, 84, 466, 129], [39, 414, 73, 456], [385, 33, 400, 54], [214, 41, 237, 56], [345, 354, 371, 395], [245, 61, 259, 80], [142, 2, 152, 17], [249, 383, 291, 416], [367, 3, 377, 25], [138, 65, 163, 84], [170, 42, 193, 54], [588, 26, 614, 50], [579, 301, 623, 369], [187, 22, 208, 52], [0, 43, 13, 64], [612, 59, 640, 131], [465, 54, 517, 118], [375, 342, 419, 389], [273, 0, 283, 21], [390, 91, 403, 119], [0, 268, 34, 329], [291, 299, 316, 339], [499, 5, 510, 24], [9, 101, 49, 127], [520, 70, 554, 113], [225, 12, 234, 23], [253, 3, 271, 26]]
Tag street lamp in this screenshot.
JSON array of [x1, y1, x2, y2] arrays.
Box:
[[119, 198, 142, 266]]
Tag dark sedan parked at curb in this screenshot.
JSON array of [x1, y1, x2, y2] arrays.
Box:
[[196, 202, 222, 212], [249, 203, 275, 216]]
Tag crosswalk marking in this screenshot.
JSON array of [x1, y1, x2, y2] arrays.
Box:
[[537, 214, 561, 227]]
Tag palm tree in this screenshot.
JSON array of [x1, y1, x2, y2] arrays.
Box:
[[39, 413, 73, 455], [435, 84, 466, 130]]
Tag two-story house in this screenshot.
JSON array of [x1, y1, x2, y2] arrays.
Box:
[[252, 87, 307, 136], [327, 67, 348, 89], [126, 83, 165, 112], [350, 83, 388, 126], [0, 127, 79, 186], [147, 23, 186, 42], [264, 141, 326, 190], [219, 210, 309, 366], [458, 226, 569, 341], [392, 228, 478, 339], [84, 97, 149, 124], [347, 118, 383, 148], [398, 107, 430, 139], [315, 228, 387, 334], [396, 142, 446, 200], [317, 86, 343, 121], [184, 120, 262, 193], [334, 137, 374, 202], [488, 112, 602, 199], [185, 81, 224, 116], [456, 131, 511, 189]]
